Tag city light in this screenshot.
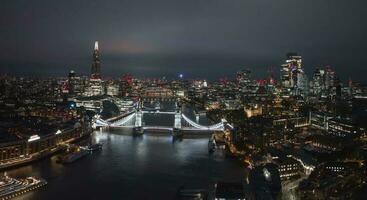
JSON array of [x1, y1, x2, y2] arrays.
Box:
[[263, 168, 271, 181], [55, 130, 62, 135], [0, 10, 366, 199], [27, 135, 40, 142]]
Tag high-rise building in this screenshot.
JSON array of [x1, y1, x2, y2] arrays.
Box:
[[310, 66, 339, 98], [280, 53, 306, 96], [297, 72, 308, 96], [91, 41, 101, 79], [236, 69, 256, 93], [120, 74, 133, 97], [68, 70, 85, 96], [83, 41, 104, 96], [324, 66, 337, 92], [311, 68, 325, 96], [236, 69, 251, 86]]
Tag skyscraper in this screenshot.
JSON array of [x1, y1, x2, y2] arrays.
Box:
[[311, 68, 325, 96], [91, 41, 101, 79], [281, 53, 302, 88], [236, 69, 251, 86], [310, 66, 339, 98], [84, 41, 104, 96], [280, 53, 306, 96]]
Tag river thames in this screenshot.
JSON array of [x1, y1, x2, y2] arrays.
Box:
[[7, 103, 247, 200]]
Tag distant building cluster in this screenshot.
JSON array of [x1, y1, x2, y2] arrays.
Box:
[[1, 41, 367, 199]]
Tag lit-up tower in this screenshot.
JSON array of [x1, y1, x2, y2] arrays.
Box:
[[311, 66, 338, 98], [84, 41, 104, 96], [311, 68, 325, 96], [91, 41, 101, 79], [280, 53, 306, 96]]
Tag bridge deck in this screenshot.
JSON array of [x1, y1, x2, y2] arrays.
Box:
[[95, 108, 228, 132]]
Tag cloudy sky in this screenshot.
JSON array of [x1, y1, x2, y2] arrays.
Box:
[[1, 0, 366, 81]]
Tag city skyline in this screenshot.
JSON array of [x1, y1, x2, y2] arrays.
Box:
[[1, 0, 367, 81], [2, 1, 367, 200]]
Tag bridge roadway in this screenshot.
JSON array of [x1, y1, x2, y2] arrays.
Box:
[[103, 125, 222, 132], [97, 108, 227, 132], [142, 111, 176, 114]]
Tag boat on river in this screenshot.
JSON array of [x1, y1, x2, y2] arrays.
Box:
[[0, 173, 47, 200]]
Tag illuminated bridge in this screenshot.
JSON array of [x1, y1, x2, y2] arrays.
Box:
[[93, 103, 232, 134]]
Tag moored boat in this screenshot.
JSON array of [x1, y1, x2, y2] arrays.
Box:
[[0, 173, 47, 200], [87, 143, 103, 152], [57, 148, 89, 164]]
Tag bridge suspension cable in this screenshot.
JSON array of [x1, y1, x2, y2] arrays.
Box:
[[110, 113, 136, 126], [181, 114, 224, 130], [96, 109, 228, 132], [96, 118, 110, 126]]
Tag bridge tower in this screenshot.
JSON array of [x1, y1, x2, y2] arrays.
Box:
[[135, 110, 143, 127], [173, 102, 182, 137], [134, 99, 144, 135], [174, 110, 181, 129]]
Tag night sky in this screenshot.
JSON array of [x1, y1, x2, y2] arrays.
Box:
[[1, 0, 366, 81]]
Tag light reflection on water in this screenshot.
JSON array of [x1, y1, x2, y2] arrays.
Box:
[[8, 103, 245, 199], [8, 131, 245, 200]]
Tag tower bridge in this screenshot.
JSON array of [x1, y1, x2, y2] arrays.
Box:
[[93, 102, 231, 136]]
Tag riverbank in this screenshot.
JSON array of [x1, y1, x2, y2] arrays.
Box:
[[0, 175, 47, 200], [5, 132, 247, 199], [0, 129, 92, 172]]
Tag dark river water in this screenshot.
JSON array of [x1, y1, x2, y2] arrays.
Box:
[[8, 103, 246, 200]]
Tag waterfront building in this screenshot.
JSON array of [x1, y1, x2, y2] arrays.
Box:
[[0, 121, 89, 168], [0, 141, 25, 162], [74, 96, 109, 111], [113, 98, 135, 112]]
